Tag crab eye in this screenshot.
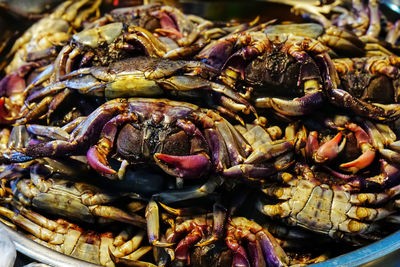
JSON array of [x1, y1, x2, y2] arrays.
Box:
[[162, 130, 189, 156], [116, 124, 142, 160]]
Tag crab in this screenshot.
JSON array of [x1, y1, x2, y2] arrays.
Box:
[[197, 31, 338, 117], [89, 4, 261, 58], [22, 56, 254, 124], [29, 4, 265, 84], [0, 204, 153, 267], [0, 0, 102, 124], [259, 162, 400, 242], [8, 98, 276, 184], [291, 115, 400, 177], [11, 174, 147, 228], [47, 22, 168, 81], [263, 23, 365, 57], [5, 0, 101, 74]]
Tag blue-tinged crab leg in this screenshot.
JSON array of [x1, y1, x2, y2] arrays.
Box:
[[204, 127, 229, 172], [26, 124, 70, 141], [153, 176, 224, 205], [145, 200, 174, 248]]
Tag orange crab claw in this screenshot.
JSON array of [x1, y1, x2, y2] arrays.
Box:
[[340, 149, 375, 173], [340, 123, 376, 173], [313, 132, 346, 163], [87, 146, 117, 178]]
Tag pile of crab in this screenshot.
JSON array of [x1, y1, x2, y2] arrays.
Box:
[[1, 0, 400, 266]]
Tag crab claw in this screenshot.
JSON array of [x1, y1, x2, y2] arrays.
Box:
[[87, 146, 117, 179], [340, 123, 376, 173], [313, 132, 346, 163], [154, 153, 211, 179], [255, 91, 324, 116], [223, 163, 278, 179], [340, 150, 375, 173]]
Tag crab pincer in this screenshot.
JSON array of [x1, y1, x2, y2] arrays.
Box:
[[340, 123, 376, 173], [313, 132, 346, 164]]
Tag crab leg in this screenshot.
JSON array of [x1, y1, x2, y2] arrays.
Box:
[[0, 206, 64, 244], [215, 120, 247, 165], [329, 89, 400, 121], [245, 140, 293, 164], [364, 121, 385, 150], [223, 163, 279, 179], [113, 230, 146, 258], [153, 175, 224, 205], [226, 236, 250, 267], [204, 128, 229, 171], [173, 223, 208, 264], [26, 124, 70, 141], [257, 229, 289, 267], [386, 20, 400, 45], [89, 206, 147, 228], [146, 200, 174, 248], [365, 0, 380, 39]]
